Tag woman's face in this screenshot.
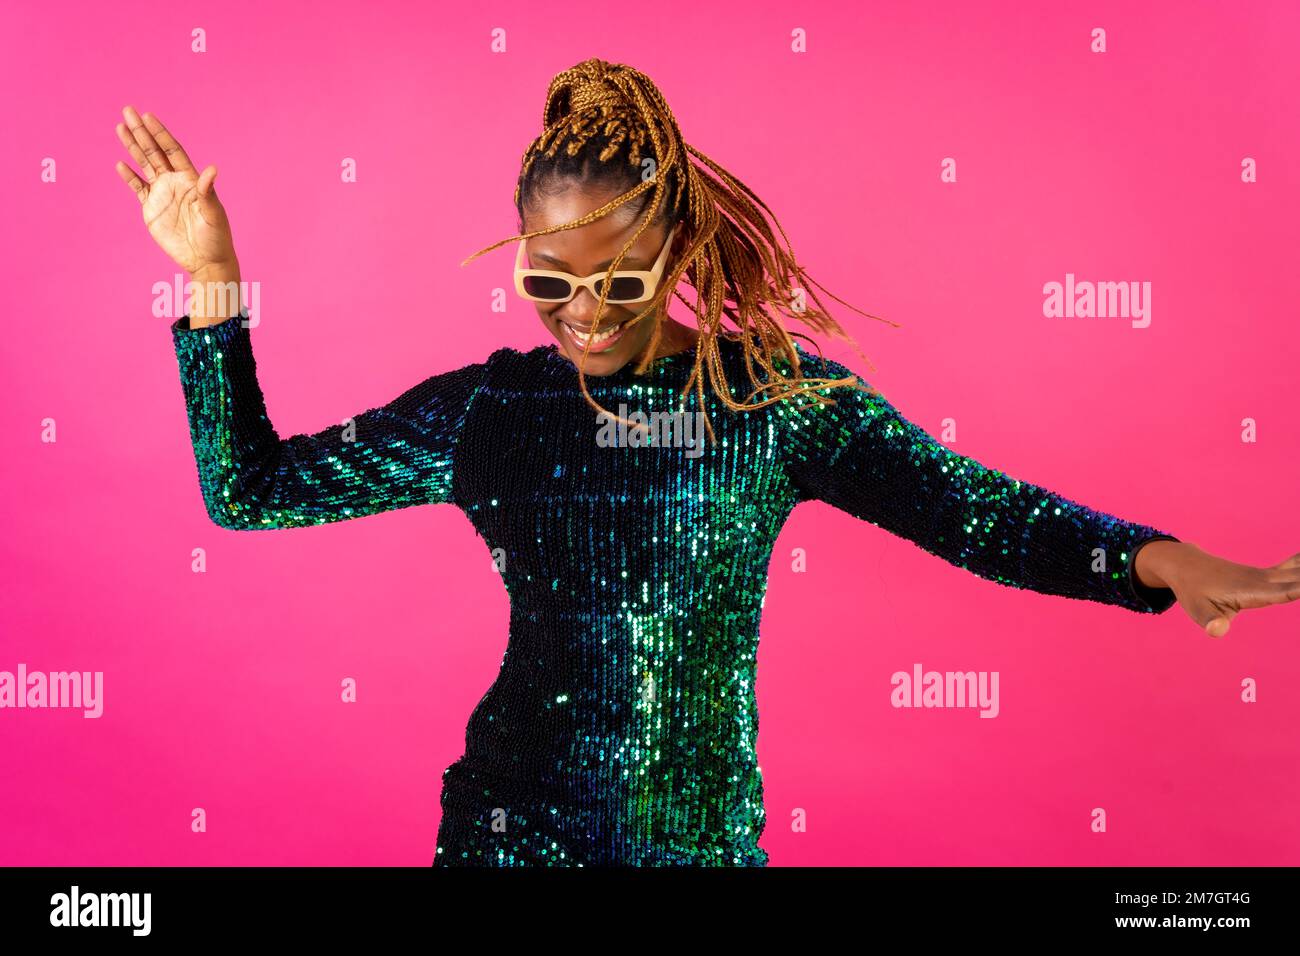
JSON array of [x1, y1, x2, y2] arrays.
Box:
[[520, 184, 685, 377]]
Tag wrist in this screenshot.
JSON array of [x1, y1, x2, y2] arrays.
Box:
[[191, 258, 240, 283], [1134, 538, 1186, 591], [187, 261, 243, 326]]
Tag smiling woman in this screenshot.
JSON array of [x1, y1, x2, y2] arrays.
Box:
[[458, 59, 895, 445], [118, 55, 1300, 869], [514, 214, 684, 363]]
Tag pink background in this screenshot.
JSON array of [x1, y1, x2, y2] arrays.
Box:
[[2, 0, 1298, 866]]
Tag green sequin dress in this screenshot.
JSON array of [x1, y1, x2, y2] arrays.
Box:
[[170, 313, 1179, 866]]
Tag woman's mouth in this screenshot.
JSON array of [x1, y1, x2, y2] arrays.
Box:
[[561, 318, 630, 354]]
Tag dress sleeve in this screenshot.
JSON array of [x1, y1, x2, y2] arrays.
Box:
[[171, 312, 487, 529], [775, 347, 1180, 614]]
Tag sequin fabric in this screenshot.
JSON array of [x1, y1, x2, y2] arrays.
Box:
[[170, 313, 1179, 866]]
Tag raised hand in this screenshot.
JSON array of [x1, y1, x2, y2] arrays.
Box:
[[114, 106, 238, 278]]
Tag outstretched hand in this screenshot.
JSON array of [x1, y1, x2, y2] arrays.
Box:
[[1137, 540, 1300, 637]]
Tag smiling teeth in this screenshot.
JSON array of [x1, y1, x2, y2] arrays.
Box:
[[569, 322, 625, 344]]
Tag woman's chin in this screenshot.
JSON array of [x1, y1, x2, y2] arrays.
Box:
[[559, 342, 626, 375], [552, 328, 642, 375]]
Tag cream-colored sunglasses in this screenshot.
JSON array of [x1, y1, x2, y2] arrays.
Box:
[[514, 223, 680, 304]]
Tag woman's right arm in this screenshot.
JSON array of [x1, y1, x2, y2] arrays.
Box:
[[115, 106, 486, 529], [172, 305, 487, 529]]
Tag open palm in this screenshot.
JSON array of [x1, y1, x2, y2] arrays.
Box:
[[114, 105, 237, 276]]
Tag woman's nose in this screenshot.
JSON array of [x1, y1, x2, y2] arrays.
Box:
[[561, 286, 610, 324]]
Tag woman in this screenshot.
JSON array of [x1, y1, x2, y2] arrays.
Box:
[[115, 59, 1298, 867]]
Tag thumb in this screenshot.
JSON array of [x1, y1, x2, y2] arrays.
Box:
[[1200, 605, 1235, 639], [196, 164, 218, 200]]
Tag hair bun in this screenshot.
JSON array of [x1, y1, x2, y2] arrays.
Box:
[[558, 58, 630, 117]]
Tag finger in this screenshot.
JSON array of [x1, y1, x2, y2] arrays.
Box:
[[1204, 605, 1237, 638], [1272, 579, 1300, 604], [193, 166, 223, 224], [123, 105, 173, 178], [114, 160, 148, 205], [196, 164, 217, 199], [114, 122, 154, 182], [1274, 551, 1300, 570], [1238, 580, 1300, 608], [1196, 598, 1238, 638], [142, 111, 196, 174]]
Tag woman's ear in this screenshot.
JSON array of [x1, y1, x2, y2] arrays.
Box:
[[671, 223, 687, 256]]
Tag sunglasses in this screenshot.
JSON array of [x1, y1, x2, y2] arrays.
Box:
[[514, 223, 680, 304]]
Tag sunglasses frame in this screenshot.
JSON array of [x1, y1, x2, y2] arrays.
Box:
[[513, 222, 681, 305]]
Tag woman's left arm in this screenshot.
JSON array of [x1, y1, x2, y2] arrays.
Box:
[[777, 347, 1300, 635]]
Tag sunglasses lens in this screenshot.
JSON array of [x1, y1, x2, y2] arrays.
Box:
[[522, 275, 573, 301], [598, 276, 647, 302]]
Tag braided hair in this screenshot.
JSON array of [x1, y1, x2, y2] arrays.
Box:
[[461, 57, 899, 444]]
